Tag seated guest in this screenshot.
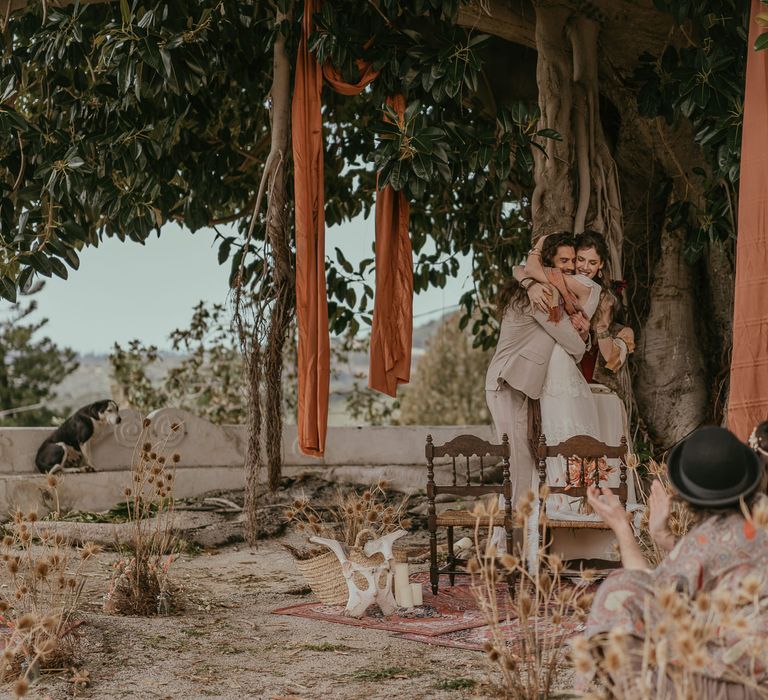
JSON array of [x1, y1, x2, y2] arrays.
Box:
[[581, 423, 768, 699]]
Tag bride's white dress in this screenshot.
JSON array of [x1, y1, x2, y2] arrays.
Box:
[[538, 274, 603, 520], [525, 274, 639, 567]]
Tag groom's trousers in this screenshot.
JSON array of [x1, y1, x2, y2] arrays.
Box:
[[486, 384, 534, 553]]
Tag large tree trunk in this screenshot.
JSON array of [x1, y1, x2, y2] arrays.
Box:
[[463, 0, 729, 451], [531, 4, 575, 236], [635, 223, 708, 447]]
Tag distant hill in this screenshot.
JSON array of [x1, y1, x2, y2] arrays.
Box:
[[50, 315, 455, 417]]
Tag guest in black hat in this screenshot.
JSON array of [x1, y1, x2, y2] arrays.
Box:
[[578, 423, 768, 699]]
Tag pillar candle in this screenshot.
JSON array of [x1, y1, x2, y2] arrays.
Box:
[[393, 562, 413, 607], [410, 582, 423, 606]]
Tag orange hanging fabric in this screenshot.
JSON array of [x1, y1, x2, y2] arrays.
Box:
[[369, 94, 413, 397], [292, 0, 328, 457], [292, 3, 411, 455], [727, 0, 768, 440], [322, 60, 379, 95]]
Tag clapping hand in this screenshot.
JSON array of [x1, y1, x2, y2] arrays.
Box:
[[648, 479, 676, 552], [587, 485, 651, 570], [586, 485, 631, 535]]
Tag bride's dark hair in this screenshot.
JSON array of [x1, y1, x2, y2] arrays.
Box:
[[575, 230, 626, 327], [575, 230, 610, 284]]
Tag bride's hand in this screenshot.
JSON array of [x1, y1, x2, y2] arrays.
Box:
[[527, 283, 552, 314], [570, 312, 590, 339]]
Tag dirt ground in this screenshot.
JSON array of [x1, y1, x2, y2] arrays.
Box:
[[17, 480, 511, 700]]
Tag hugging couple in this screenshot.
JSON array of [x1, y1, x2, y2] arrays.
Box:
[[485, 230, 634, 554]]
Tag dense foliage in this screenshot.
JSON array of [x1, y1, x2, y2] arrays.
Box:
[[635, 0, 748, 262], [398, 312, 491, 426], [0, 0, 553, 351]]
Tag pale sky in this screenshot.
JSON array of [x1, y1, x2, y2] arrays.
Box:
[[18, 217, 471, 355]]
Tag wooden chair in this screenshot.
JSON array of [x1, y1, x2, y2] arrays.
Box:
[[535, 432, 629, 566], [425, 433, 513, 595]]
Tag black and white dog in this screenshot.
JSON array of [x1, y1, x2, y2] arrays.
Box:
[[35, 400, 122, 474]]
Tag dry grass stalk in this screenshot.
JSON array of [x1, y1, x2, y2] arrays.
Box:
[[469, 493, 595, 699], [104, 417, 181, 616], [0, 485, 100, 697], [571, 574, 768, 697], [284, 479, 412, 553]]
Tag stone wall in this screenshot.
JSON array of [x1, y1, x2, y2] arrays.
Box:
[[0, 407, 493, 518]]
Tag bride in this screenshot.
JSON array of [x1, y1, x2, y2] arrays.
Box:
[[521, 234, 607, 522]]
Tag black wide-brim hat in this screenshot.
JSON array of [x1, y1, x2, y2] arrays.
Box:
[[668, 426, 764, 507]]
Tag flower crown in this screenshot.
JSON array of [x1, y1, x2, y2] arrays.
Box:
[[749, 425, 768, 458]]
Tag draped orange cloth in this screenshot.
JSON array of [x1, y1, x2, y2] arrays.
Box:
[[368, 95, 413, 397], [292, 1, 412, 454], [727, 0, 768, 440], [292, 0, 328, 457]]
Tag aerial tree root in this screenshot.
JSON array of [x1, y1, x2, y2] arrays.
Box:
[[234, 9, 295, 545]]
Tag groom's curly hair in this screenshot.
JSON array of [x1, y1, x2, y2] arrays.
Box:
[[496, 232, 574, 319]]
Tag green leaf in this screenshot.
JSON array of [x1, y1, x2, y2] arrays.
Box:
[[389, 160, 408, 190], [119, 0, 131, 25], [50, 258, 69, 280], [63, 248, 80, 270], [536, 128, 562, 141], [335, 247, 353, 274], [218, 238, 232, 265], [31, 253, 53, 277], [17, 266, 34, 293], [755, 32, 768, 51], [18, 210, 29, 238], [412, 152, 433, 180], [0, 276, 17, 303]]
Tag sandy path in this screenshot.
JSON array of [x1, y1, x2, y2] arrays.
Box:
[[30, 538, 495, 700]]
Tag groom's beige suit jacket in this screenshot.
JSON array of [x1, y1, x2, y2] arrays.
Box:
[[485, 305, 586, 399]]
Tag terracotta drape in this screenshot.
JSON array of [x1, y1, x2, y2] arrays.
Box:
[[292, 0, 328, 457], [727, 0, 768, 440], [292, 1, 412, 455], [368, 95, 413, 397]]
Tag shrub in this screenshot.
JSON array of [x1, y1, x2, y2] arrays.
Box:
[[104, 418, 181, 615]]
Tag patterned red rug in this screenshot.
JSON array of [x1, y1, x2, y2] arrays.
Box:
[[273, 575, 512, 636], [397, 615, 586, 652], [274, 573, 590, 650]]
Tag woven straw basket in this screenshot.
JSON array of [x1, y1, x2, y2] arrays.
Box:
[[295, 549, 347, 606], [295, 529, 393, 606]]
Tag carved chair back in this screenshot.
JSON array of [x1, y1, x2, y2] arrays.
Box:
[[425, 433, 511, 500], [536, 434, 629, 505]]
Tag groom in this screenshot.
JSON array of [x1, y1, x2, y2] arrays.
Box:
[[485, 233, 588, 541]]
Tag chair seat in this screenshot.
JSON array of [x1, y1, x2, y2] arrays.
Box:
[[542, 516, 612, 530], [436, 509, 512, 527]]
